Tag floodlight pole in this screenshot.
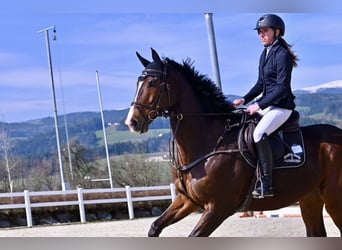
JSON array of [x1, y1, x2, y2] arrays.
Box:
[[96, 71, 114, 189], [204, 13, 222, 90], [38, 26, 66, 191]]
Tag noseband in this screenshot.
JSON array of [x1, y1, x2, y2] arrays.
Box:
[[131, 62, 171, 121]]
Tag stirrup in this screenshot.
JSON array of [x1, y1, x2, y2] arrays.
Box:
[[252, 187, 274, 199]]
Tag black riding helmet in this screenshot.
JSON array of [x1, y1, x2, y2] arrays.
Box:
[[254, 14, 285, 36]]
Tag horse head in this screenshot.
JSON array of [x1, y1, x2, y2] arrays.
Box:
[[125, 48, 172, 133]]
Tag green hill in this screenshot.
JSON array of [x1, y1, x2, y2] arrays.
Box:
[[1, 92, 341, 160]]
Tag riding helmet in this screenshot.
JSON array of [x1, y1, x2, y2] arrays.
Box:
[[254, 14, 285, 36]]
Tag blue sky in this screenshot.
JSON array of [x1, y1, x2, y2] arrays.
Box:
[[0, 1, 341, 122]]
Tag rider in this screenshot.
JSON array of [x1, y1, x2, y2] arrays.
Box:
[[233, 14, 298, 198]]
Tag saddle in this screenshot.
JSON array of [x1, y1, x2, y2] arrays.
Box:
[[238, 110, 306, 169]]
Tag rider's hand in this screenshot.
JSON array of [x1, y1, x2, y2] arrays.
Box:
[[246, 103, 260, 115], [233, 98, 245, 108]]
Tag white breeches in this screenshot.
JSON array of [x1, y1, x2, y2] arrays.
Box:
[[253, 106, 292, 143]]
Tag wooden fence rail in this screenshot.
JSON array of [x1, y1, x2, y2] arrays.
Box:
[[0, 184, 177, 227]]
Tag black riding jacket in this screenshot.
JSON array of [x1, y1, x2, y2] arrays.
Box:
[[243, 40, 296, 110]]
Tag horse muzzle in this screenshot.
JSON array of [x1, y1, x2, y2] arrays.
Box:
[[125, 106, 151, 134]]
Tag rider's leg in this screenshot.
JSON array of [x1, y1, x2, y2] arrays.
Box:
[[252, 106, 292, 198]]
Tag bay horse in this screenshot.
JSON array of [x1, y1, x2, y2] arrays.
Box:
[[125, 48, 342, 237]]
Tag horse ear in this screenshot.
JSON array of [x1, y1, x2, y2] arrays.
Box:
[[136, 52, 151, 67], [151, 48, 164, 67]]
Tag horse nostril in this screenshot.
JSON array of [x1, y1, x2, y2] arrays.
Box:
[[130, 119, 138, 130]]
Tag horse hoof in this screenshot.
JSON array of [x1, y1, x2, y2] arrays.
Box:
[[148, 225, 160, 237]]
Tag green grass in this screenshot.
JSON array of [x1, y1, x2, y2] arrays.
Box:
[[93, 152, 174, 185], [296, 106, 311, 112], [95, 128, 170, 146]]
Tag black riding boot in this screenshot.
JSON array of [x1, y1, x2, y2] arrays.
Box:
[[252, 133, 274, 198]]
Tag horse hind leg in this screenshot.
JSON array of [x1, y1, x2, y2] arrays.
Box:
[[299, 142, 342, 237], [148, 193, 200, 237], [320, 143, 342, 236], [299, 189, 327, 237], [325, 200, 342, 237]]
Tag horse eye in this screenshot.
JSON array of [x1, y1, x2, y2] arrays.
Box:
[[138, 75, 146, 81], [148, 79, 159, 87]]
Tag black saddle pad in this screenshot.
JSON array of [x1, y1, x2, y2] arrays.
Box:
[[273, 130, 306, 169], [238, 125, 306, 170]]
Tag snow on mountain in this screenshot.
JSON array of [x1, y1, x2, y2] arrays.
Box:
[[295, 80, 342, 94]]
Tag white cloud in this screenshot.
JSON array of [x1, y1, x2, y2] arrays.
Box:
[[0, 51, 27, 66], [0, 68, 50, 88], [284, 13, 342, 46], [292, 63, 342, 88], [1, 12, 342, 121]]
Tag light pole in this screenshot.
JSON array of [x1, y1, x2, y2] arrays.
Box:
[[204, 13, 222, 90], [38, 26, 67, 191], [95, 71, 114, 189]]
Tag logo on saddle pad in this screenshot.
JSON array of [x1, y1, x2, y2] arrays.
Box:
[[238, 110, 306, 169], [284, 144, 303, 163]]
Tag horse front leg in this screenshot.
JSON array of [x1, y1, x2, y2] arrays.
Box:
[[189, 205, 234, 237], [148, 193, 200, 237]]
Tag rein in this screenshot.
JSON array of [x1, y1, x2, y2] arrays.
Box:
[[130, 63, 248, 171], [177, 149, 243, 172], [169, 112, 246, 172]]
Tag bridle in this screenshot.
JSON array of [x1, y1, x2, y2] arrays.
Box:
[[129, 60, 245, 145], [130, 61, 172, 122]]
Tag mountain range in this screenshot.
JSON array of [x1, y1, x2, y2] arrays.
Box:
[[1, 80, 341, 159], [294, 80, 342, 94]]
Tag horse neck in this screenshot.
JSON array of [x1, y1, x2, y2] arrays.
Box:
[[169, 82, 219, 165]]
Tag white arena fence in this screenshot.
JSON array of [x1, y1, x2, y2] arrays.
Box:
[[0, 184, 177, 227]]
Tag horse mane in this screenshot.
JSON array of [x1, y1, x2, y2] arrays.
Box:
[[165, 58, 236, 113]]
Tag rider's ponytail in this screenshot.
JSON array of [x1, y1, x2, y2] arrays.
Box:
[[278, 37, 299, 67]]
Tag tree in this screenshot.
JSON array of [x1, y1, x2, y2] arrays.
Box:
[[0, 126, 21, 192], [111, 154, 164, 187], [61, 139, 96, 189], [27, 158, 60, 191]]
